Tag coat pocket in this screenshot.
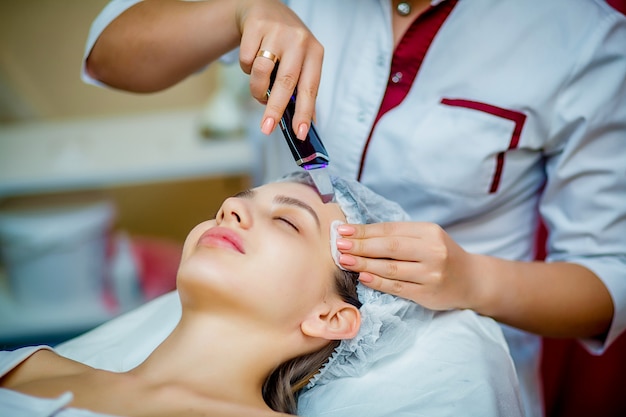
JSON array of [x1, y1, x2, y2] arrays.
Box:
[[402, 98, 527, 196]]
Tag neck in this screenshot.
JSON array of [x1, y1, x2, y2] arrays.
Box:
[[392, 0, 432, 46], [128, 311, 299, 410]]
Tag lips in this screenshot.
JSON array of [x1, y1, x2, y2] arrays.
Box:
[[198, 227, 245, 254]]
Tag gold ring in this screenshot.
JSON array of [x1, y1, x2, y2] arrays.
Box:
[[256, 49, 279, 64]]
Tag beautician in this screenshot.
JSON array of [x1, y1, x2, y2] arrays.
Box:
[[82, 1, 626, 416]]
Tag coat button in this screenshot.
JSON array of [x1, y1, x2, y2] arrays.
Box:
[[391, 72, 403, 83]]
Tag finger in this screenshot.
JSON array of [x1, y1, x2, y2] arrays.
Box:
[[358, 272, 422, 299], [340, 221, 446, 241], [249, 51, 277, 103], [359, 272, 457, 311], [260, 51, 304, 135], [291, 44, 323, 140], [239, 28, 263, 75], [337, 235, 433, 262], [337, 222, 416, 239], [338, 253, 427, 282]]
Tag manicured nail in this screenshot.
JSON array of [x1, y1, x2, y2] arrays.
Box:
[[336, 238, 352, 250], [261, 117, 275, 135], [358, 273, 373, 283], [337, 225, 356, 236], [297, 123, 308, 140], [339, 254, 356, 266]]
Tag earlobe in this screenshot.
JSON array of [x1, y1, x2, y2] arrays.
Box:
[[301, 302, 361, 340]]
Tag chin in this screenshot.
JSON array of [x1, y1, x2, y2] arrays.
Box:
[[177, 254, 251, 303], [178, 256, 223, 285]]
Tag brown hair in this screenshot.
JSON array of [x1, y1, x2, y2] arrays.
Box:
[[262, 268, 361, 414]]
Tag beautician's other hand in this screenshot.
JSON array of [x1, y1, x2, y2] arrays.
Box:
[[335, 222, 482, 311], [238, 0, 324, 140]]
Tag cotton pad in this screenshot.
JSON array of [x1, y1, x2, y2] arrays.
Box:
[[329, 220, 346, 271]]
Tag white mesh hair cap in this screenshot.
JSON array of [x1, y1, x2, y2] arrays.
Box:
[[275, 171, 433, 388]]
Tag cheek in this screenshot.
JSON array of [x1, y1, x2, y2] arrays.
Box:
[[266, 236, 317, 275], [181, 220, 216, 261], [261, 245, 333, 303]]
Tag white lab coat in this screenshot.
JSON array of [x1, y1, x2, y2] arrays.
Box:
[[82, 1, 626, 416]]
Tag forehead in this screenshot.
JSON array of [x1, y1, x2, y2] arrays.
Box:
[[255, 182, 346, 222]]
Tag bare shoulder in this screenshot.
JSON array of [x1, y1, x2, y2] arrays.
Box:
[[73, 378, 296, 417], [134, 385, 295, 417], [0, 349, 91, 389], [1, 353, 292, 417]]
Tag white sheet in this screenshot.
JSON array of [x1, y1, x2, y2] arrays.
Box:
[[57, 291, 524, 416]]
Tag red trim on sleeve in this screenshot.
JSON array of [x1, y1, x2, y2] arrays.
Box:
[[357, 0, 458, 180], [441, 98, 527, 193]]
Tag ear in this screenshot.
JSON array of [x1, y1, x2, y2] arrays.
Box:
[[301, 301, 361, 340]]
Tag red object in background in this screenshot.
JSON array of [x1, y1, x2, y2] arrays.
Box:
[[131, 237, 181, 301]]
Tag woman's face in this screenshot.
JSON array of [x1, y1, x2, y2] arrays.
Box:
[[177, 181, 347, 328]]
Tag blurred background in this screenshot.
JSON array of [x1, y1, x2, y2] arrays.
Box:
[[0, 1, 264, 348], [1, 1, 626, 416]]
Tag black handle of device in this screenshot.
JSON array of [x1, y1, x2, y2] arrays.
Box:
[[269, 67, 329, 170]]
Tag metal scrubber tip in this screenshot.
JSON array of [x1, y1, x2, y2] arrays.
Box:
[[308, 169, 334, 203]]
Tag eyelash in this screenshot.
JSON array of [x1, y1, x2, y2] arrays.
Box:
[[275, 216, 299, 232]]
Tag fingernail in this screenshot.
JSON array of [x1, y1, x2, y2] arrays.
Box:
[[336, 238, 352, 250], [261, 117, 275, 135], [337, 225, 356, 236], [358, 273, 373, 283], [339, 254, 356, 266], [297, 123, 308, 140]]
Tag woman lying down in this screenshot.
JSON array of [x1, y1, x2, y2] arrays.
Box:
[[0, 172, 524, 417]]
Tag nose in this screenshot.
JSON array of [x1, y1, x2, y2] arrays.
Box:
[[216, 197, 252, 229]]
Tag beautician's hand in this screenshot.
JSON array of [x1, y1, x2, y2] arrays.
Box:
[[237, 0, 323, 140], [86, 0, 322, 140], [336, 222, 614, 338], [335, 222, 481, 311]]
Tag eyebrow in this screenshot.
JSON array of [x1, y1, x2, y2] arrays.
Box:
[[233, 189, 321, 229], [233, 189, 255, 199], [274, 195, 321, 230]]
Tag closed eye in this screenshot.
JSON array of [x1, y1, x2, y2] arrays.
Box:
[[275, 216, 299, 232]]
